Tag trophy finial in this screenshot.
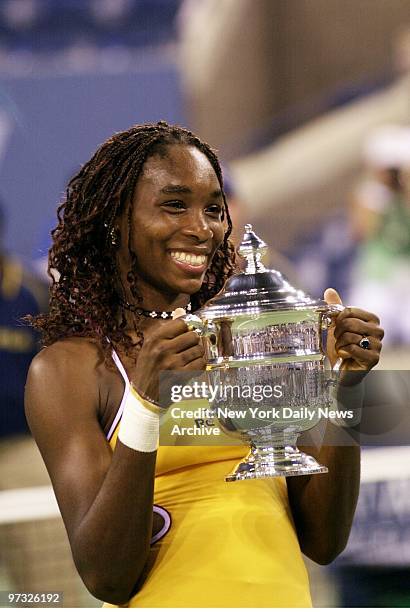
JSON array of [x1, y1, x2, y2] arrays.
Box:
[[238, 224, 267, 273]]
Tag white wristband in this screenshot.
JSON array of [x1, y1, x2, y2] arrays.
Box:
[[118, 384, 160, 453]]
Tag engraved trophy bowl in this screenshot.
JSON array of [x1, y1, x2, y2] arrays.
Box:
[[184, 224, 343, 481]]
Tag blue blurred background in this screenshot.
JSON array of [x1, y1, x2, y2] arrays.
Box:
[[1, 0, 410, 607]]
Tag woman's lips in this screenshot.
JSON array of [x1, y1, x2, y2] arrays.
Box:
[[169, 250, 208, 274]]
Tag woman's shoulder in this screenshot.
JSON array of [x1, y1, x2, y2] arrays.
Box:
[[25, 337, 111, 433], [30, 337, 104, 378], [26, 337, 123, 432], [26, 338, 110, 410]]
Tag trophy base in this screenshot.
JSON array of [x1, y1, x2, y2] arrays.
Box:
[[225, 444, 328, 481]]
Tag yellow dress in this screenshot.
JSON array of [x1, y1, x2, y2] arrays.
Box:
[[105, 352, 312, 608]]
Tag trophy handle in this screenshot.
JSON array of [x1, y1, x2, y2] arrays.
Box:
[[183, 314, 219, 362], [318, 303, 345, 372], [183, 313, 206, 334]]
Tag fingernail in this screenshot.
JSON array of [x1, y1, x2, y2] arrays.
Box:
[[172, 307, 186, 320]]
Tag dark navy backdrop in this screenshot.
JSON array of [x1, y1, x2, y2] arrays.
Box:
[[0, 62, 184, 261]]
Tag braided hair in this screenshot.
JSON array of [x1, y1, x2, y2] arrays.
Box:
[[31, 121, 236, 363]]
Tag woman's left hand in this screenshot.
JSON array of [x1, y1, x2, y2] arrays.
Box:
[[324, 288, 384, 372]]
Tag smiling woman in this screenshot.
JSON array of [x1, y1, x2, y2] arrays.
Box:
[[23, 121, 383, 608], [118, 144, 226, 305]]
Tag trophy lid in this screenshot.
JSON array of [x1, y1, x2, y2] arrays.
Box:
[[200, 224, 327, 318]]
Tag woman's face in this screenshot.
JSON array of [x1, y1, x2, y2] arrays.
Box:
[[119, 144, 226, 306]]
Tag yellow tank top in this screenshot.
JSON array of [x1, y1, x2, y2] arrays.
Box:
[[104, 351, 312, 608]]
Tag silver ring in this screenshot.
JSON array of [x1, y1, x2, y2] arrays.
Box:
[[359, 336, 371, 350]]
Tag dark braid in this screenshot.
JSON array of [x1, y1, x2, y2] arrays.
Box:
[[29, 122, 237, 365]]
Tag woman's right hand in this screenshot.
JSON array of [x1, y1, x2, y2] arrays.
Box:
[[131, 318, 206, 404]]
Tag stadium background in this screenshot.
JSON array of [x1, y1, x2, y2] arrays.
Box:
[[1, 0, 410, 607]]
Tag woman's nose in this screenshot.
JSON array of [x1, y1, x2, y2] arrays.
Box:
[[181, 212, 213, 241]]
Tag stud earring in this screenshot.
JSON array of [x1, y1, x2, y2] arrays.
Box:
[[109, 226, 120, 248]]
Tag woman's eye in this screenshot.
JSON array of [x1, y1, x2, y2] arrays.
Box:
[[162, 201, 186, 211], [206, 204, 223, 216]]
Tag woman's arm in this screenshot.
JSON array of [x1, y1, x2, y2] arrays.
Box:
[[25, 320, 205, 605], [25, 340, 156, 604], [287, 426, 360, 565], [286, 289, 383, 565]]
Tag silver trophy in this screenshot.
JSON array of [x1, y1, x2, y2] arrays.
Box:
[[185, 225, 343, 481]]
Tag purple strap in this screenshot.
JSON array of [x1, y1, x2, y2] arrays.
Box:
[[151, 505, 172, 544]]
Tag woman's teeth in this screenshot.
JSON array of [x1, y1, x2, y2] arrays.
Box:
[[170, 251, 206, 266]]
